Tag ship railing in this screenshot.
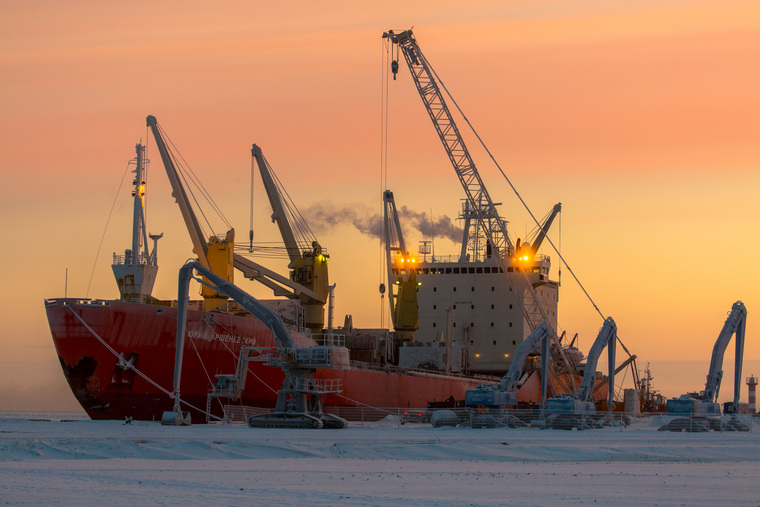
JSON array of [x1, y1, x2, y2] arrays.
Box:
[[312, 333, 346, 347], [45, 298, 111, 307], [112, 252, 151, 266], [291, 377, 343, 394], [414, 254, 546, 264], [346, 360, 496, 381], [286, 323, 314, 337], [294, 347, 337, 368]]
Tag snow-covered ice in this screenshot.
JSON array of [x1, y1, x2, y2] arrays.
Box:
[[1, 412, 759, 506]]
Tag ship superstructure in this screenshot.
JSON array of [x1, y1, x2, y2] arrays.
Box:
[[412, 254, 558, 375]]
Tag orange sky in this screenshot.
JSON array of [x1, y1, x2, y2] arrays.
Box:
[[2, 0, 759, 411]]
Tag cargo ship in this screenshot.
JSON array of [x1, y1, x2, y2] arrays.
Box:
[[47, 31, 635, 422]]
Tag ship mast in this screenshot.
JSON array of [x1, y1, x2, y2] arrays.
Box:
[[112, 143, 162, 302], [130, 143, 149, 265]]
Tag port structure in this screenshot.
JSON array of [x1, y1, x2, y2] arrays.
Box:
[[162, 260, 350, 429], [464, 321, 551, 407], [666, 301, 747, 416], [544, 318, 618, 420]]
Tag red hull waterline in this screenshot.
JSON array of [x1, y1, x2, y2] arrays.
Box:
[[46, 298, 521, 422]]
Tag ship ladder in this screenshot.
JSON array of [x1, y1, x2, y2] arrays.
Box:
[[205, 393, 213, 423]]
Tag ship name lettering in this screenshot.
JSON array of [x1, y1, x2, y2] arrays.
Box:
[[186, 329, 255, 347]]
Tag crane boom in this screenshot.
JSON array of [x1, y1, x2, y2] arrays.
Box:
[[247, 144, 329, 333], [383, 29, 513, 258], [146, 115, 209, 269], [251, 144, 302, 264], [500, 321, 552, 395], [576, 317, 617, 405], [704, 301, 746, 406], [465, 321, 551, 407], [529, 203, 562, 254], [665, 301, 747, 416]]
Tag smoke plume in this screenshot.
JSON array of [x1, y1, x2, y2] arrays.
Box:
[[301, 202, 462, 244]]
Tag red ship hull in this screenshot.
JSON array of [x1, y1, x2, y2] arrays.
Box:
[[45, 298, 488, 422]]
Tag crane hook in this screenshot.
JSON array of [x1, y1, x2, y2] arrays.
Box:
[[391, 60, 399, 80]]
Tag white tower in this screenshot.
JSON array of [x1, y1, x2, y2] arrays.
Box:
[[747, 375, 757, 414]]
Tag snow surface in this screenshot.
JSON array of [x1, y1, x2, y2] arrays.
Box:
[[1, 412, 759, 506]]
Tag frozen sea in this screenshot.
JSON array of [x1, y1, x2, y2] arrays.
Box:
[[1, 412, 759, 506]]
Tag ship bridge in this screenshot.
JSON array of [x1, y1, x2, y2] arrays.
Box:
[[410, 255, 559, 376]]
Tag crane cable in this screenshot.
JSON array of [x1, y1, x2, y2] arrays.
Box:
[[85, 160, 131, 298], [423, 55, 605, 323], [423, 53, 638, 368], [155, 121, 232, 236], [378, 37, 391, 328]]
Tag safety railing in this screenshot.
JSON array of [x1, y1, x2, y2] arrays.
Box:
[[45, 298, 111, 307], [292, 377, 343, 394], [219, 404, 758, 430]]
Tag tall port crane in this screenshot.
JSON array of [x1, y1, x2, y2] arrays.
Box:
[[383, 28, 577, 390], [666, 301, 747, 415], [382, 30, 513, 262]]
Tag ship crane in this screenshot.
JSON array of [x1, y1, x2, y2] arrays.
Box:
[[666, 301, 747, 416], [515, 203, 561, 264], [383, 190, 419, 341], [147, 115, 235, 312], [162, 260, 349, 428], [545, 317, 618, 417], [148, 115, 329, 332], [243, 144, 330, 334]]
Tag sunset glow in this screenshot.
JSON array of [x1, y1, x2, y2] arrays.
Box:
[[2, 0, 759, 411]]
